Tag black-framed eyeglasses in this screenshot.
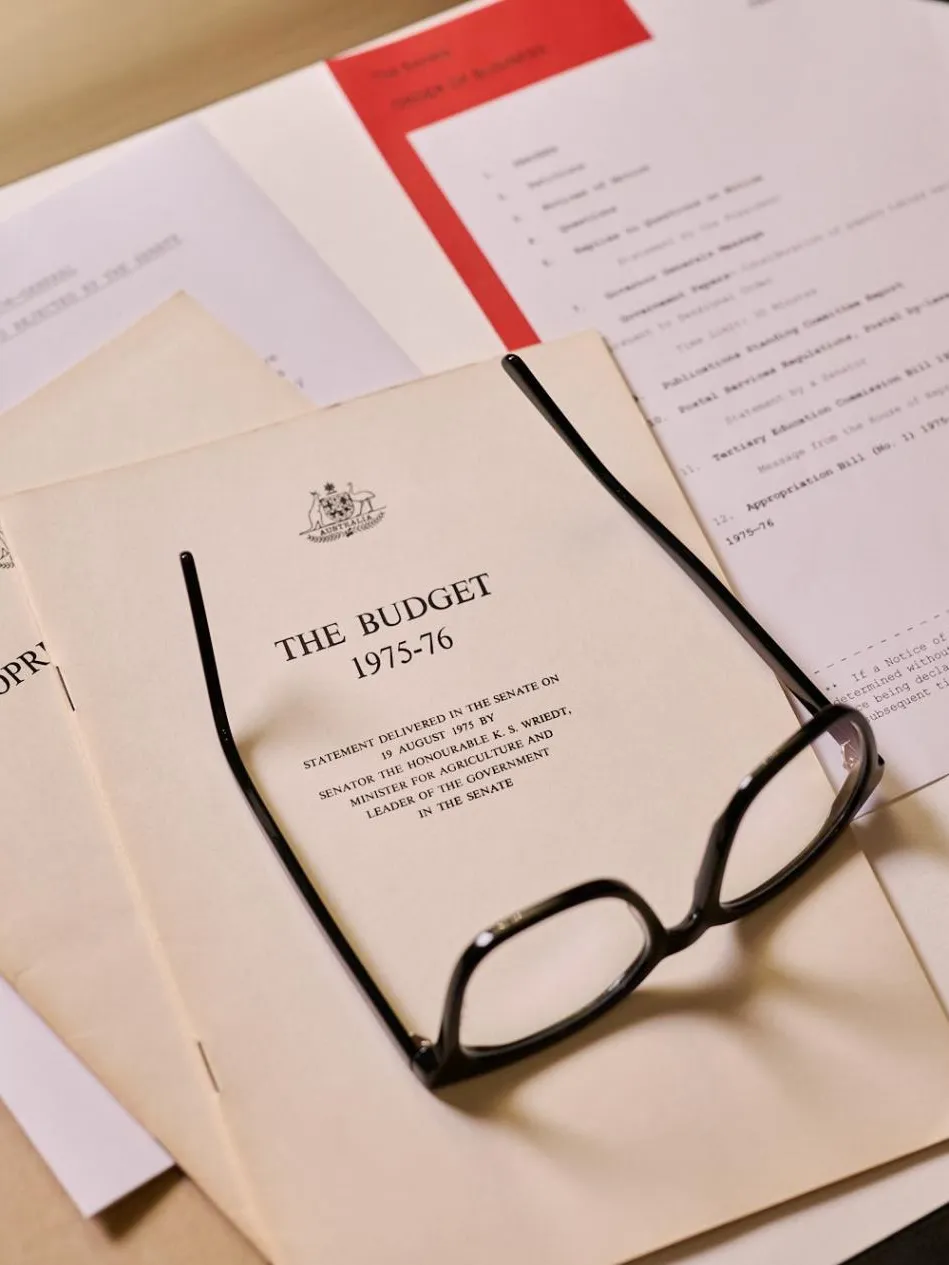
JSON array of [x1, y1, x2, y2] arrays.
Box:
[[179, 354, 882, 1090]]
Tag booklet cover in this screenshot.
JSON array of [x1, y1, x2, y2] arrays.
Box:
[[6, 333, 949, 1265]]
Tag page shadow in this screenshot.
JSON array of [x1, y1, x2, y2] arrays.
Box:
[[97, 1166, 182, 1240]]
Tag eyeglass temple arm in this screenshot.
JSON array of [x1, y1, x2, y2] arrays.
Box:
[[178, 550, 423, 1066], [502, 354, 832, 720]]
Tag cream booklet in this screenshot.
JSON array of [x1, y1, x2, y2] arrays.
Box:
[[0, 295, 308, 1248], [6, 333, 949, 1265]]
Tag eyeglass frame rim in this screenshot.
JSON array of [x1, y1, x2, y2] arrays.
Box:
[[427, 701, 877, 1085], [178, 353, 882, 1092]]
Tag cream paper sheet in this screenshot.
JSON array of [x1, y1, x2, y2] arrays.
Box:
[[6, 332, 949, 1265], [0, 295, 308, 1248]]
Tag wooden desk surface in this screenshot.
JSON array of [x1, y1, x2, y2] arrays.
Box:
[[0, 0, 452, 187], [0, 1099, 263, 1265]]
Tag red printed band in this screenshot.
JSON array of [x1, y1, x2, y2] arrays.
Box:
[[330, 0, 650, 349]]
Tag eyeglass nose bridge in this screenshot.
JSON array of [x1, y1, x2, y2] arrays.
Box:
[[663, 908, 707, 956]]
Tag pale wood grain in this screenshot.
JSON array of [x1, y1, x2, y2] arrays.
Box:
[[0, 0, 453, 186]]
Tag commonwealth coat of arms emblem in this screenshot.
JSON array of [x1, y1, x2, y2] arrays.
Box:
[[301, 481, 385, 544]]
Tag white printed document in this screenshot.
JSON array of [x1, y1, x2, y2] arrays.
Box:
[[0, 120, 415, 411], [406, 0, 949, 798]]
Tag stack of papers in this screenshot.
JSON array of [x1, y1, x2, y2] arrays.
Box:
[[5, 2, 949, 1263]]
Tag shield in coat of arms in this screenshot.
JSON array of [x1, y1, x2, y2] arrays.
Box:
[[317, 483, 354, 524]]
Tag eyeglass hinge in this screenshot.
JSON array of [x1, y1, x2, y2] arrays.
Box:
[[410, 1036, 439, 1078]]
